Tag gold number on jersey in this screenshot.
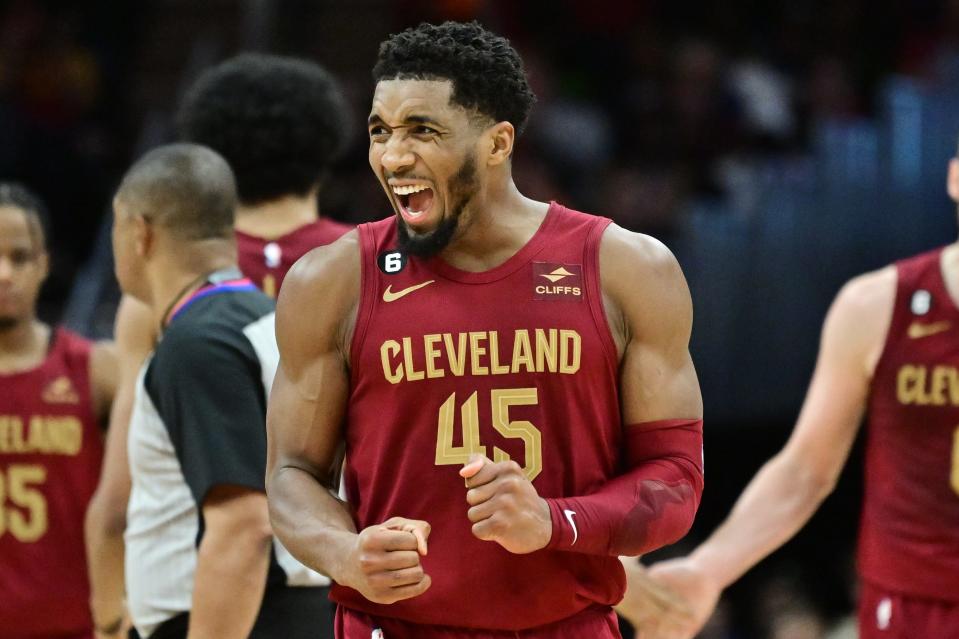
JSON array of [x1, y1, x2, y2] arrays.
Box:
[[952, 426, 959, 497], [435, 388, 543, 481], [0, 465, 48, 542], [262, 274, 277, 299]]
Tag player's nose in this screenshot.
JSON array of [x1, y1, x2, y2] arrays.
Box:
[[380, 137, 415, 174]]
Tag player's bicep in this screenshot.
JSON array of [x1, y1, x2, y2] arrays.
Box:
[[266, 238, 358, 485], [609, 231, 703, 423]]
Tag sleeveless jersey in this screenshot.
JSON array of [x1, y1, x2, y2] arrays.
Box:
[[0, 329, 104, 638], [236, 218, 353, 298], [860, 247, 959, 600], [333, 203, 626, 630]]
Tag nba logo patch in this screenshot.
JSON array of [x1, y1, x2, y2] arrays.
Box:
[[371, 630, 385, 639], [264, 242, 282, 268], [533, 262, 583, 301], [911, 290, 931, 315]]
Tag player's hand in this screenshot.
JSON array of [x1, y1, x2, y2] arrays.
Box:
[[460, 454, 551, 554], [93, 611, 131, 639], [629, 557, 721, 639], [341, 516, 432, 605], [614, 557, 696, 638]]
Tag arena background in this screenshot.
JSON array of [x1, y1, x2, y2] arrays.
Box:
[[5, 1, 959, 637]]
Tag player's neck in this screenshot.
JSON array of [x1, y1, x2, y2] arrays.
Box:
[[439, 180, 549, 272], [234, 191, 320, 240], [0, 319, 49, 373]]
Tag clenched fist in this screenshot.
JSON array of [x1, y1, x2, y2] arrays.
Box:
[[460, 454, 552, 554], [340, 516, 432, 604]]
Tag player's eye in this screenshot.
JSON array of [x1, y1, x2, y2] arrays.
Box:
[[413, 125, 438, 136], [369, 125, 389, 138], [10, 249, 34, 266]]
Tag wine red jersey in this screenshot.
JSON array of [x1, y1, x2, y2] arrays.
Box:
[[333, 203, 626, 630], [0, 329, 104, 638], [236, 218, 353, 297], [860, 247, 959, 600]]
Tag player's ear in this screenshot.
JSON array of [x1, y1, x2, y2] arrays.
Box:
[[485, 121, 515, 167], [36, 250, 50, 283], [133, 214, 153, 258], [947, 158, 959, 203]]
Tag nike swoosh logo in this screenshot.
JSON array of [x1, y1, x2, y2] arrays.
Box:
[[382, 280, 435, 302], [563, 509, 578, 545], [907, 320, 951, 339]]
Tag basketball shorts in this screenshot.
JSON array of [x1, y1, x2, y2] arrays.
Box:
[[335, 605, 621, 639], [858, 581, 959, 639]]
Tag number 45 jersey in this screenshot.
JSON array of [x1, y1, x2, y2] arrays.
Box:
[[335, 203, 626, 630], [860, 247, 959, 601], [0, 329, 103, 638]]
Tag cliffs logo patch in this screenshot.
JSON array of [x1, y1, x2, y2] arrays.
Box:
[[42, 375, 80, 405], [533, 262, 583, 300]]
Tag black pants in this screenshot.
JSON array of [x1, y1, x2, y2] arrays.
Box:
[[134, 586, 334, 639]]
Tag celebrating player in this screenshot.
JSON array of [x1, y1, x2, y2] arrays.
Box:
[[266, 21, 704, 638]]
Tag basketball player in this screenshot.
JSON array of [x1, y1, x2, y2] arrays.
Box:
[[266, 21, 705, 638], [616, 160, 959, 637], [0, 183, 117, 639], [111, 143, 328, 639], [85, 53, 352, 637]]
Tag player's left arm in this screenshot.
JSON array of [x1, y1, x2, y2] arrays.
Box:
[[542, 225, 704, 556], [462, 224, 703, 557], [89, 340, 118, 425]]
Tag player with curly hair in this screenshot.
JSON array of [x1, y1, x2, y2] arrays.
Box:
[[84, 53, 352, 639], [266, 21, 704, 638]]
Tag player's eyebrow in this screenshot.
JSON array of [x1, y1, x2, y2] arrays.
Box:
[[367, 113, 444, 128]]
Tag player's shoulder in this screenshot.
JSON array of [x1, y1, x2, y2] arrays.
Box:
[[282, 228, 360, 296], [599, 223, 680, 275], [598, 223, 687, 303], [832, 265, 897, 321]]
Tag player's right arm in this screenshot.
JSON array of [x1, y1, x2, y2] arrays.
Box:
[[265, 232, 432, 605], [623, 267, 895, 637], [85, 295, 156, 638]]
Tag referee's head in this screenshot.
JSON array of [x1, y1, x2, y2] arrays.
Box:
[[112, 143, 237, 303]]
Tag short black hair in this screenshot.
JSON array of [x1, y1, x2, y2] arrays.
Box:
[[177, 53, 350, 205], [0, 182, 50, 250], [373, 21, 536, 135], [116, 143, 236, 241]]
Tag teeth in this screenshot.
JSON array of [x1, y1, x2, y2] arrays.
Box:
[[392, 184, 430, 195]]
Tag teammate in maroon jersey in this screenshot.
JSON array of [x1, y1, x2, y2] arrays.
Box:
[[84, 53, 353, 638], [0, 183, 117, 639], [617, 161, 959, 638], [266, 21, 704, 638]]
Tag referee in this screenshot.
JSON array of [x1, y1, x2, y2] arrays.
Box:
[[111, 143, 329, 639]]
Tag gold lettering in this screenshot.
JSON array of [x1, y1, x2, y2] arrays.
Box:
[[424, 334, 445, 379], [559, 330, 581, 374], [444, 333, 467, 376], [380, 340, 404, 384], [488, 331, 509, 375], [401, 337, 424, 382], [897, 365, 920, 405], [469, 332, 489, 376], [511, 330, 534, 374], [535, 328, 558, 373], [950, 368, 959, 405], [932, 366, 950, 406]]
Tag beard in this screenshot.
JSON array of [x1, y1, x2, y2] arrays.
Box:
[[397, 156, 478, 258], [0, 316, 19, 332]]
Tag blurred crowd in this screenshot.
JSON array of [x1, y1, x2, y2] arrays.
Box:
[[7, 0, 959, 299]]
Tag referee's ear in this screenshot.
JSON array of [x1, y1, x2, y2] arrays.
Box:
[[947, 158, 959, 204]]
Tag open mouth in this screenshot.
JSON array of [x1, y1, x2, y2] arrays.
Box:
[[392, 184, 435, 225]]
